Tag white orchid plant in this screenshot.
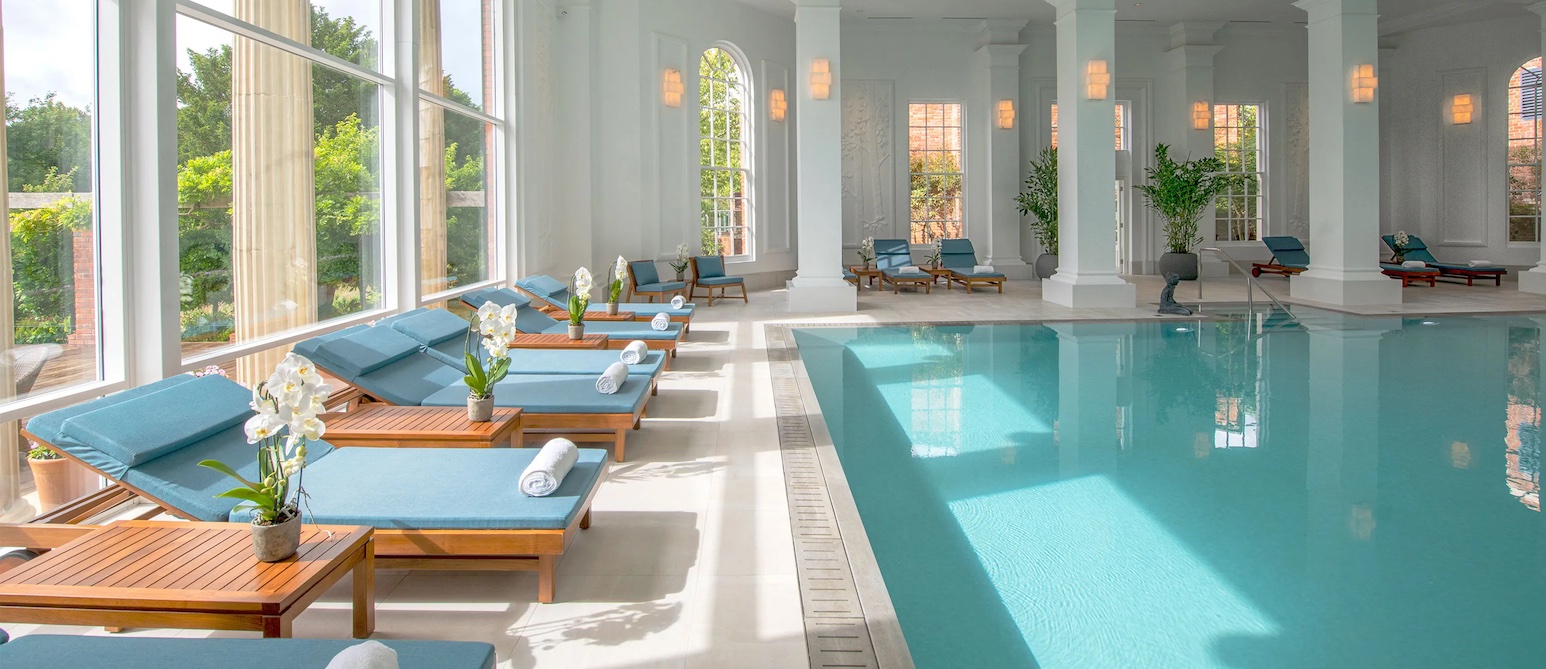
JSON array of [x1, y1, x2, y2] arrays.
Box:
[[198, 354, 332, 526], [466, 301, 517, 400], [670, 244, 692, 275], [609, 256, 628, 304], [858, 236, 876, 265], [569, 267, 593, 326], [926, 239, 943, 267], [1393, 230, 1412, 254]]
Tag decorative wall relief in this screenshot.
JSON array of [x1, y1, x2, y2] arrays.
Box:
[[528, 0, 558, 260], [842, 80, 895, 244], [1283, 82, 1310, 239]]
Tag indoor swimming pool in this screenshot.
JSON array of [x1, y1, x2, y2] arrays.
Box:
[[794, 310, 1546, 669]]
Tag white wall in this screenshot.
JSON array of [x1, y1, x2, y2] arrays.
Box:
[[1385, 15, 1542, 268]]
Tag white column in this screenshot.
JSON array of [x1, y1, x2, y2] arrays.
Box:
[[976, 21, 1029, 275], [1520, 4, 1546, 294], [1166, 22, 1228, 278], [788, 0, 856, 312], [1042, 0, 1136, 308], [1051, 323, 1128, 477], [1288, 0, 1400, 306]]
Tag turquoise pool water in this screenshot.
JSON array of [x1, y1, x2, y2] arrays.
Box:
[[794, 311, 1546, 669]]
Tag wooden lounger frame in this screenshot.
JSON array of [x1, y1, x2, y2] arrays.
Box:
[[1382, 268, 1439, 287], [15, 430, 604, 604], [947, 271, 1005, 293], [510, 284, 694, 333], [1250, 261, 1307, 278], [881, 272, 934, 294]]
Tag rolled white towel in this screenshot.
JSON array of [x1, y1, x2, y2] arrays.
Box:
[[973, 265, 995, 274], [670, 295, 686, 309], [620, 340, 648, 365], [325, 641, 399, 669], [596, 361, 629, 394], [651, 312, 670, 331], [1401, 260, 1426, 269], [898, 265, 919, 274], [519, 438, 580, 497], [1468, 260, 1493, 267]]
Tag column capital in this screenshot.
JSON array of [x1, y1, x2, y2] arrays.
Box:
[[1168, 21, 1226, 49], [1042, 0, 1116, 19], [791, 0, 841, 8], [975, 19, 1028, 49], [977, 43, 1029, 67], [1294, 0, 1379, 23], [1166, 44, 1224, 70], [1528, 2, 1546, 20]]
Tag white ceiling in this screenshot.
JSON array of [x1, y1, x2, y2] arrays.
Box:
[[727, 0, 1530, 33]]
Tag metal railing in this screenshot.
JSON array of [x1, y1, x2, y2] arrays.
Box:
[[1196, 247, 1297, 321]]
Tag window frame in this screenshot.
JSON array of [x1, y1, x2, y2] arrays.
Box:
[[698, 43, 755, 261], [1048, 101, 1129, 151], [907, 99, 968, 246], [1212, 102, 1268, 243], [1508, 58, 1543, 245]]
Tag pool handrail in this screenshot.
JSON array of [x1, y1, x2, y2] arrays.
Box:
[[1196, 247, 1298, 322]]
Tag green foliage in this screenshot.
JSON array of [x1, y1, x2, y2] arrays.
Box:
[[909, 152, 964, 243], [1015, 147, 1058, 252], [7, 169, 92, 345], [27, 442, 60, 461], [463, 351, 510, 399], [6, 93, 92, 192], [698, 48, 747, 254], [568, 293, 589, 326], [1135, 144, 1241, 254]]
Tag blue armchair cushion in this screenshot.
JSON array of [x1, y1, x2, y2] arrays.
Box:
[[0, 635, 497, 669], [314, 326, 423, 378], [629, 260, 662, 286], [390, 308, 472, 347], [58, 375, 254, 470], [695, 256, 726, 278], [241, 447, 609, 530], [635, 281, 688, 294], [697, 275, 743, 286], [423, 374, 650, 414], [516, 275, 570, 298]]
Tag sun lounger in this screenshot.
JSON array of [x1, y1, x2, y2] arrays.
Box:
[[873, 239, 933, 294], [1381, 234, 1508, 286], [939, 239, 1006, 293], [22, 375, 609, 602], [1251, 236, 1311, 277], [462, 290, 684, 359], [512, 275, 696, 331], [0, 633, 496, 669], [1380, 263, 1440, 287]]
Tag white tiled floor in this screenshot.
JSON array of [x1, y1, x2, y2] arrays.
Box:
[[10, 275, 1546, 668]]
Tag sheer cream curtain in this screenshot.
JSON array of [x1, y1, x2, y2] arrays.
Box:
[[418, 0, 448, 295]]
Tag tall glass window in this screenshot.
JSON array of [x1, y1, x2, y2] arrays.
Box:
[[908, 102, 965, 244], [699, 46, 752, 258], [1049, 102, 1127, 150], [175, 3, 385, 382], [1509, 58, 1543, 243], [3, 0, 101, 404], [1214, 103, 1265, 242]]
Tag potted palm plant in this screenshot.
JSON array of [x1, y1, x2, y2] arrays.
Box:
[[1135, 144, 1240, 281], [1016, 146, 1059, 279], [568, 267, 592, 340], [198, 354, 331, 562], [465, 302, 515, 421], [606, 256, 627, 315]]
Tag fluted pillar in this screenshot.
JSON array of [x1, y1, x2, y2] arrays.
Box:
[[418, 0, 449, 294], [232, 0, 316, 382]]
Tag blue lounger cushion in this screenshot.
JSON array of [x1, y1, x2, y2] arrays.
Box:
[[389, 308, 471, 346], [1380, 263, 1436, 274], [515, 304, 682, 340], [421, 374, 651, 414], [1261, 236, 1310, 268], [313, 326, 423, 378], [949, 269, 1007, 279], [882, 267, 929, 278], [636, 281, 688, 294], [232, 447, 609, 530], [353, 351, 468, 406], [522, 276, 697, 317], [427, 337, 665, 378], [290, 323, 370, 360], [129, 426, 336, 522], [1428, 261, 1506, 272], [516, 275, 570, 298], [0, 636, 497, 669], [24, 374, 197, 447], [58, 376, 253, 473], [462, 288, 528, 310], [697, 275, 744, 286]]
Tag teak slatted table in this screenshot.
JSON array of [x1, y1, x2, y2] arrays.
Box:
[[849, 266, 882, 288], [322, 404, 523, 449], [0, 521, 374, 638], [509, 333, 609, 349], [538, 306, 637, 322]]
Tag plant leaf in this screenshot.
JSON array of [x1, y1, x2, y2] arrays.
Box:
[[198, 459, 261, 490]]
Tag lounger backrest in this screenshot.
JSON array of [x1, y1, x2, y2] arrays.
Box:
[[629, 260, 662, 286], [1261, 236, 1310, 268], [1382, 234, 1438, 263], [516, 275, 570, 298], [874, 239, 913, 271], [389, 308, 471, 347], [514, 302, 561, 333], [311, 326, 422, 378], [694, 256, 727, 278], [939, 238, 979, 270], [465, 288, 528, 310]]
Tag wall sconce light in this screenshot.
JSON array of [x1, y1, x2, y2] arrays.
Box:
[[662, 68, 684, 108], [770, 89, 787, 121], [810, 58, 832, 100], [1351, 64, 1377, 103], [997, 100, 1016, 129], [1451, 93, 1474, 125], [1086, 59, 1111, 100], [1192, 101, 1212, 130]]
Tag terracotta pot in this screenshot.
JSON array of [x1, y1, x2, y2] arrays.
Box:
[[606, 302, 619, 316], [467, 395, 494, 422], [27, 457, 97, 512], [567, 324, 585, 340], [251, 512, 301, 563]]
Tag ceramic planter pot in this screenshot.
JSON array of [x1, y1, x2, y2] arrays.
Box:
[[467, 395, 494, 422], [567, 324, 585, 340], [27, 457, 97, 512], [675, 270, 686, 281], [1034, 253, 1059, 280], [251, 512, 301, 563], [606, 302, 619, 315], [1158, 252, 1200, 281]]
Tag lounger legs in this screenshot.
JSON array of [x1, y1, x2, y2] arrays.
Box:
[[353, 543, 376, 638], [580, 509, 592, 530], [537, 555, 557, 604]]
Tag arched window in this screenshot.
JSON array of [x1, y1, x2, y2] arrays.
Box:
[[1509, 57, 1543, 243], [699, 46, 753, 258]]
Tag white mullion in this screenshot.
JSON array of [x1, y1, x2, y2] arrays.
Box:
[[418, 90, 503, 126], [176, 0, 391, 87], [387, 0, 420, 313]]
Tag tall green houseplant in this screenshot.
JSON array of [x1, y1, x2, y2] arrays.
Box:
[[1015, 147, 1059, 279], [1134, 144, 1240, 279]]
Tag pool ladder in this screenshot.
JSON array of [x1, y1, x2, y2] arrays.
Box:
[[1195, 247, 1298, 323]]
